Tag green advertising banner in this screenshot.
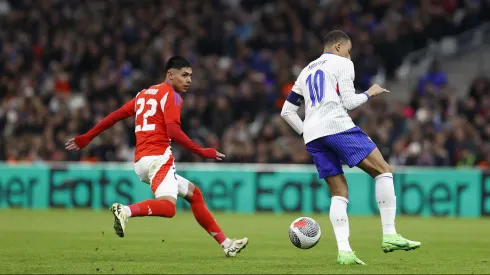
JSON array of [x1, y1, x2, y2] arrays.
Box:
[[0, 163, 488, 217]]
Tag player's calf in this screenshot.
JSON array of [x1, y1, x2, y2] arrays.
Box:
[[357, 148, 420, 254], [184, 184, 248, 256], [126, 198, 176, 218], [110, 199, 176, 238], [186, 186, 230, 246]]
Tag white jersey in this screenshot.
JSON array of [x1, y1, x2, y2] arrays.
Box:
[[281, 53, 369, 144]]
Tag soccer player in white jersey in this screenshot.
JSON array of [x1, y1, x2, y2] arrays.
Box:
[[281, 30, 421, 265]]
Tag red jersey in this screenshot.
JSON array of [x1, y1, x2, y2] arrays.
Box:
[[74, 82, 216, 162], [122, 82, 183, 162]]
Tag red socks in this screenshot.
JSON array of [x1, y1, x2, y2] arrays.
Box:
[[128, 199, 176, 218], [126, 187, 229, 248], [188, 187, 228, 246]]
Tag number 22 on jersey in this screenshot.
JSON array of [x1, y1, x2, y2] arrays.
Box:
[[135, 98, 157, 132], [306, 69, 325, 107]]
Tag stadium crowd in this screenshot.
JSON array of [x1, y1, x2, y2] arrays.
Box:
[[0, 0, 489, 169]]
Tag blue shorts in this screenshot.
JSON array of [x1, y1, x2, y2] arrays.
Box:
[[306, 126, 376, 178]]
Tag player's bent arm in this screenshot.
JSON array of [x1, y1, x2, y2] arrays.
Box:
[[74, 99, 136, 149], [166, 123, 217, 158], [281, 91, 304, 135], [337, 60, 369, 110]]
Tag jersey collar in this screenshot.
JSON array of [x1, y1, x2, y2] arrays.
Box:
[[165, 81, 177, 92]]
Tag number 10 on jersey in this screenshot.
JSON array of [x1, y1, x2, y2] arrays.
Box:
[[306, 69, 325, 106]]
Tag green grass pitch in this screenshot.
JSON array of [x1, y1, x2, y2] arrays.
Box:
[[0, 210, 489, 274]]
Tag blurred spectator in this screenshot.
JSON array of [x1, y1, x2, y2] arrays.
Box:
[[416, 61, 448, 96]]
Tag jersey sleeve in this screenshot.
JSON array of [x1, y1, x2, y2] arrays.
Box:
[[161, 89, 215, 158], [337, 60, 368, 110], [281, 73, 305, 135], [291, 77, 303, 95], [286, 78, 305, 107], [162, 90, 182, 125], [121, 97, 137, 116], [74, 97, 136, 149]]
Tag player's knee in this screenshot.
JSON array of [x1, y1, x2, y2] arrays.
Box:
[[378, 161, 393, 174], [187, 186, 204, 204], [373, 162, 393, 177], [367, 154, 392, 175], [193, 186, 204, 201], [380, 163, 393, 174]]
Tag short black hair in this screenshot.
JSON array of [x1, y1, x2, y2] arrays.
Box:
[[323, 30, 351, 46], [165, 56, 191, 72]]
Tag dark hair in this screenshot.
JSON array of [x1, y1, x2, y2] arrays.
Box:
[[165, 56, 191, 72], [323, 30, 351, 46]]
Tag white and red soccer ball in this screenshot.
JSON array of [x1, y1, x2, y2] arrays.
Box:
[[289, 217, 322, 249]]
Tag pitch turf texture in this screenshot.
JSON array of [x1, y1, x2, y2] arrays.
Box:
[[0, 210, 488, 274]]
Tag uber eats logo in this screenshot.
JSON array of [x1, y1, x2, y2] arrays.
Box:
[[0, 166, 488, 217], [393, 172, 482, 217]]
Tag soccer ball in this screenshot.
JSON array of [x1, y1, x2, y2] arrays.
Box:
[[288, 217, 321, 249]]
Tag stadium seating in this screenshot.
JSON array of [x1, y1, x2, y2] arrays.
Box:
[[0, 0, 489, 167]]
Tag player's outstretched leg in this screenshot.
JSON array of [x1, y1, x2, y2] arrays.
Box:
[[111, 157, 180, 238], [110, 198, 176, 238], [358, 148, 421, 253], [326, 175, 366, 265], [184, 183, 248, 257]]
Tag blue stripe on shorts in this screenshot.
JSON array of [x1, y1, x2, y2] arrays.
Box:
[[306, 126, 376, 178]]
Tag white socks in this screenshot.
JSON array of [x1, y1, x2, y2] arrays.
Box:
[[221, 238, 232, 249], [123, 206, 132, 217], [329, 196, 352, 252], [375, 173, 397, 235], [328, 173, 396, 252]]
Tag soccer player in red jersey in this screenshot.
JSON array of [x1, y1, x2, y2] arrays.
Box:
[[65, 56, 248, 257]]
